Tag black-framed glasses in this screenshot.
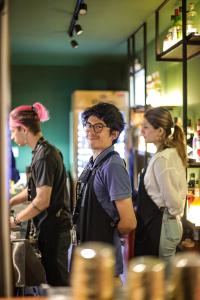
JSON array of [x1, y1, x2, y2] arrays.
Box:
[[83, 122, 108, 133]]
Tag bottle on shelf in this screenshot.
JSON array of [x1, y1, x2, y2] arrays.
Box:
[[188, 172, 195, 190], [187, 172, 195, 207], [187, 2, 198, 35], [174, 7, 182, 40], [168, 7, 182, 46]]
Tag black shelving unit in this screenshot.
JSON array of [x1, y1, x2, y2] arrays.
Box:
[[127, 22, 147, 110], [157, 33, 200, 60], [155, 0, 200, 135], [127, 23, 148, 190], [188, 161, 200, 168], [155, 0, 200, 238]]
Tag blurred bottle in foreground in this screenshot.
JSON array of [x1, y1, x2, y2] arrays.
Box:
[[169, 252, 200, 299], [71, 242, 115, 300], [126, 256, 166, 300]]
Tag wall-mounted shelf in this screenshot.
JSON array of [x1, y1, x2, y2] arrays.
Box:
[[155, 0, 200, 234], [157, 34, 200, 61], [188, 161, 200, 168], [155, 0, 200, 62]]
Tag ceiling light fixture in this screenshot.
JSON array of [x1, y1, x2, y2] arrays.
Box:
[[68, 0, 87, 48], [79, 3, 87, 15], [74, 24, 83, 35], [71, 39, 79, 48]]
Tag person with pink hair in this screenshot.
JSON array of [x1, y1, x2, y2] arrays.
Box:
[[9, 102, 72, 286]]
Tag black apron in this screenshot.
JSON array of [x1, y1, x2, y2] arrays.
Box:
[[134, 168, 163, 256], [74, 151, 120, 245]]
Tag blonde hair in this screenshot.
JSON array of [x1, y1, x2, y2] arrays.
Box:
[[144, 107, 187, 166]]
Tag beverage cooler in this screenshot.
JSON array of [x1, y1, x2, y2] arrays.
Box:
[[70, 90, 129, 180]]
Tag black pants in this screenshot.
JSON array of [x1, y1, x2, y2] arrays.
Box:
[[38, 227, 71, 286]]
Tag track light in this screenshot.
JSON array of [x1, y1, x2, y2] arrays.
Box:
[[71, 39, 79, 48], [74, 24, 83, 35], [79, 3, 87, 15], [68, 1, 87, 48]]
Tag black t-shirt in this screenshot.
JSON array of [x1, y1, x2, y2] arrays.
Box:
[[29, 138, 72, 230]]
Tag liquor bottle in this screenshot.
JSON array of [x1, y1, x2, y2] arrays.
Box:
[[127, 257, 165, 300], [174, 7, 182, 40], [171, 252, 200, 299], [187, 173, 195, 207], [170, 14, 178, 44], [187, 2, 198, 35], [188, 172, 195, 191]]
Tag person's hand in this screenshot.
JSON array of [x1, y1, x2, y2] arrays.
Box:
[[10, 215, 21, 229], [10, 216, 17, 229]]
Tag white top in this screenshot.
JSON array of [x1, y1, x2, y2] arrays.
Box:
[[144, 148, 187, 216]]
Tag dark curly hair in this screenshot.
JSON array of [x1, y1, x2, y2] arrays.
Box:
[[81, 102, 125, 144]]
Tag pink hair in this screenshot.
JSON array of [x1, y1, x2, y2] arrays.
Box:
[[9, 102, 49, 128], [32, 102, 49, 122]]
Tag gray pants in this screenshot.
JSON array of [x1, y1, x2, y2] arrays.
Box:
[[159, 209, 182, 277]]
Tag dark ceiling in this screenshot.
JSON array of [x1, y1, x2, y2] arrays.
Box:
[[10, 0, 163, 66]]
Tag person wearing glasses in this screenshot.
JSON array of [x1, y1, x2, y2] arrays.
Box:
[[9, 102, 72, 286], [73, 102, 137, 283]]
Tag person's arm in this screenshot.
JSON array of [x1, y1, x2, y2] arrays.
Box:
[[115, 197, 137, 235], [154, 157, 187, 216], [10, 188, 28, 207], [10, 185, 52, 228]]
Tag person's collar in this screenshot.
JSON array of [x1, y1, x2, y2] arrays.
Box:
[[93, 145, 114, 167], [32, 136, 45, 154]]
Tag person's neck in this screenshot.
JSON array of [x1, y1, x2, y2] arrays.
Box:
[[92, 150, 101, 160], [92, 145, 112, 160], [28, 132, 43, 150]]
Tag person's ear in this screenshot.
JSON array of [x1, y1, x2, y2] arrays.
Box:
[[21, 126, 28, 136], [158, 127, 165, 138], [111, 130, 119, 141]]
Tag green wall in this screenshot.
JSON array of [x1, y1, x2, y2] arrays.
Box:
[[11, 5, 200, 174], [11, 62, 128, 173]]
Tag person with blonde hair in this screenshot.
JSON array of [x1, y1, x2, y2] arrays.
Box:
[[9, 102, 72, 286], [134, 107, 187, 269]]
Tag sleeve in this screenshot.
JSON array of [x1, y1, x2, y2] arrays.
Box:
[[154, 157, 185, 215], [33, 154, 57, 187], [103, 161, 132, 201]]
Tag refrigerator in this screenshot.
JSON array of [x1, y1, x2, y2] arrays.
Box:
[[70, 90, 129, 180]]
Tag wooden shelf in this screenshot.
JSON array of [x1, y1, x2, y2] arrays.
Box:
[[157, 34, 200, 61], [188, 161, 200, 168]]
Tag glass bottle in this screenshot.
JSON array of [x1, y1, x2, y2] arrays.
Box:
[[188, 172, 196, 190], [187, 2, 198, 35], [187, 173, 195, 208]]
